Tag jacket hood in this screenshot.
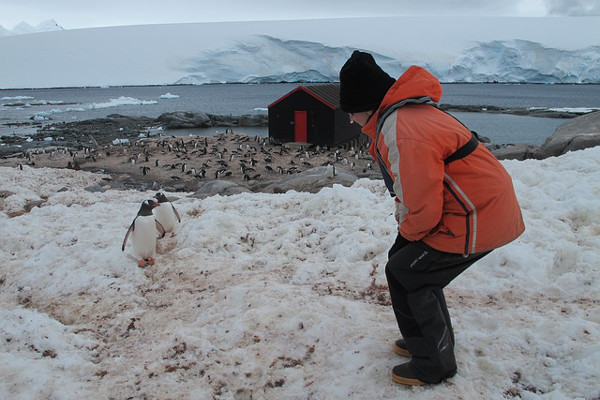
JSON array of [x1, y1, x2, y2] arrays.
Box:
[[362, 65, 443, 139]]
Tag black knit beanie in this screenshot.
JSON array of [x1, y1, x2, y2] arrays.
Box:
[[339, 50, 396, 113]]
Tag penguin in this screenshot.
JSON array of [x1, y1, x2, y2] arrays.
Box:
[[152, 192, 181, 234], [122, 199, 166, 268]]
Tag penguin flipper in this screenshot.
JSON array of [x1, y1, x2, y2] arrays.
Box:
[[171, 203, 181, 223], [122, 220, 135, 251], [156, 220, 166, 239]]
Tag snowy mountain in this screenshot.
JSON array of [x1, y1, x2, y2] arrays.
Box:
[[174, 35, 357, 85], [0, 17, 599, 88], [0, 19, 63, 36], [175, 35, 600, 85], [446, 40, 600, 83]]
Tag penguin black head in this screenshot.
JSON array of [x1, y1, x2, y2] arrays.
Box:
[[153, 192, 169, 203], [138, 199, 159, 216]]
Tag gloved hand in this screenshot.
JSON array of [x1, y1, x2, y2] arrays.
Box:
[[394, 196, 408, 224], [388, 232, 411, 259]]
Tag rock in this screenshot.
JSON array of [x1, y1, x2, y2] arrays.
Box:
[[190, 180, 252, 199], [157, 112, 212, 129], [0, 190, 17, 198], [238, 114, 268, 126], [0, 190, 16, 212], [534, 111, 600, 158], [259, 166, 358, 194], [24, 199, 45, 212], [207, 114, 268, 127], [485, 111, 600, 160], [84, 184, 107, 193], [163, 183, 188, 192], [490, 143, 538, 160]]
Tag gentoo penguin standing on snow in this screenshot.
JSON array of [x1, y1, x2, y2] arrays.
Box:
[[122, 199, 166, 267], [152, 192, 181, 234]]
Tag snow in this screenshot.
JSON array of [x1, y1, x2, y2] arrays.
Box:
[[0, 146, 599, 399], [0, 17, 599, 88]]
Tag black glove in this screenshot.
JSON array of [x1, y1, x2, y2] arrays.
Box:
[[388, 233, 411, 259]]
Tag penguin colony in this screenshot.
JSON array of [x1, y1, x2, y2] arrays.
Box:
[[127, 133, 373, 185], [122, 192, 180, 268], [8, 133, 376, 191]]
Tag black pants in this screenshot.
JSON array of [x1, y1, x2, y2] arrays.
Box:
[[385, 234, 490, 383]]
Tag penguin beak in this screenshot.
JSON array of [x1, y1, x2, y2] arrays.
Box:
[[151, 200, 160, 208]]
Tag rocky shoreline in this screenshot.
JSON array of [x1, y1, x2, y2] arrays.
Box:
[[1, 109, 599, 197], [0, 104, 588, 156]]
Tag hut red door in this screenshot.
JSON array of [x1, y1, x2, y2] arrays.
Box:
[[294, 111, 307, 142]]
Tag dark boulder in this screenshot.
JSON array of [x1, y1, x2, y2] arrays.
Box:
[[157, 112, 212, 129], [534, 111, 600, 158]]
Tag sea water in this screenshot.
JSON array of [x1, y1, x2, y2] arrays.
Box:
[[1, 83, 598, 146]]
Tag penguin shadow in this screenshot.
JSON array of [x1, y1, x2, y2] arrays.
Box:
[[156, 233, 178, 254]]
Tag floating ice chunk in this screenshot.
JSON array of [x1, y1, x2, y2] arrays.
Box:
[[1, 96, 35, 100], [160, 93, 179, 99], [548, 107, 600, 114], [89, 96, 157, 109]]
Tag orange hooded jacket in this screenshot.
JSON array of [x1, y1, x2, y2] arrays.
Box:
[[361, 66, 525, 254]]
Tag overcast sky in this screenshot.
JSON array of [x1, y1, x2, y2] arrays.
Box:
[[1, 0, 599, 29]]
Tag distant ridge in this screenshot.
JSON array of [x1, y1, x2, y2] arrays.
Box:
[[0, 19, 63, 37]]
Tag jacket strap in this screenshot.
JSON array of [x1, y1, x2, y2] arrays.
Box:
[[444, 134, 479, 164]]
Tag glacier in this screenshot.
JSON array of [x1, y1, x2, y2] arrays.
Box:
[[445, 39, 600, 83], [175, 35, 600, 85], [175, 35, 358, 85], [0, 17, 599, 88]]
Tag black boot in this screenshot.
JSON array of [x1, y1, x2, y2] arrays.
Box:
[[393, 339, 411, 357], [402, 332, 457, 384], [391, 362, 425, 386]]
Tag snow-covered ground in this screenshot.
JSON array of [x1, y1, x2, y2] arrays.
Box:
[[0, 146, 599, 399]]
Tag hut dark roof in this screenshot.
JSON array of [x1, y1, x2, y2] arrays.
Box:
[[303, 84, 340, 109], [268, 83, 341, 109]]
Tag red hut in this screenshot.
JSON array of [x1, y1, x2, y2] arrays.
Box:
[[268, 84, 363, 147]]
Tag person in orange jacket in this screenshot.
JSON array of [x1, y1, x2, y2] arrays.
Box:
[[339, 51, 525, 386]]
